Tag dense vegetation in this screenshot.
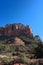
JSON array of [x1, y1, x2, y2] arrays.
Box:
[[0, 35, 43, 65]]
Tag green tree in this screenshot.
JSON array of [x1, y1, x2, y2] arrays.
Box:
[[34, 35, 42, 45]]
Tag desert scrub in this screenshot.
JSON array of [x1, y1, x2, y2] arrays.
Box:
[[19, 53, 30, 65], [0, 55, 13, 63]]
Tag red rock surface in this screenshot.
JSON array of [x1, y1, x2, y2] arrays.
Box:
[[14, 63, 25, 65], [14, 37, 25, 45], [25, 26, 33, 39], [0, 23, 33, 39], [0, 27, 5, 36]]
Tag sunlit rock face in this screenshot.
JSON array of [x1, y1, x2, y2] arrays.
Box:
[[25, 26, 33, 39], [5, 23, 25, 36], [0, 23, 34, 39], [14, 37, 25, 45]]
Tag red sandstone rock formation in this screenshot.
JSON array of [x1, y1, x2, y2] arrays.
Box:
[[0, 23, 34, 39], [25, 26, 33, 39], [13, 37, 25, 45], [0, 27, 5, 36]]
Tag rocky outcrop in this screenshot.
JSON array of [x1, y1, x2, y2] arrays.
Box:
[[0, 23, 33, 39], [25, 26, 33, 39], [0, 27, 5, 36], [13, 37, 25, 45], [5, 23, 25, 36]]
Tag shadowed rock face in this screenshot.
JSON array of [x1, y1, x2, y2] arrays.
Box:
[[0, 23, 33, 39], [0, 27, 5, 36]]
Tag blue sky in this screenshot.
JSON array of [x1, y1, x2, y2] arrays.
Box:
[[0, 0, 43, 40]]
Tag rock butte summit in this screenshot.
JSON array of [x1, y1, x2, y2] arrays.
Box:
[[0, 23, 33, 39]]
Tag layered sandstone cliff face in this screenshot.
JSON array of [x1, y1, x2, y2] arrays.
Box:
[[0, 23, 33, 39]]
